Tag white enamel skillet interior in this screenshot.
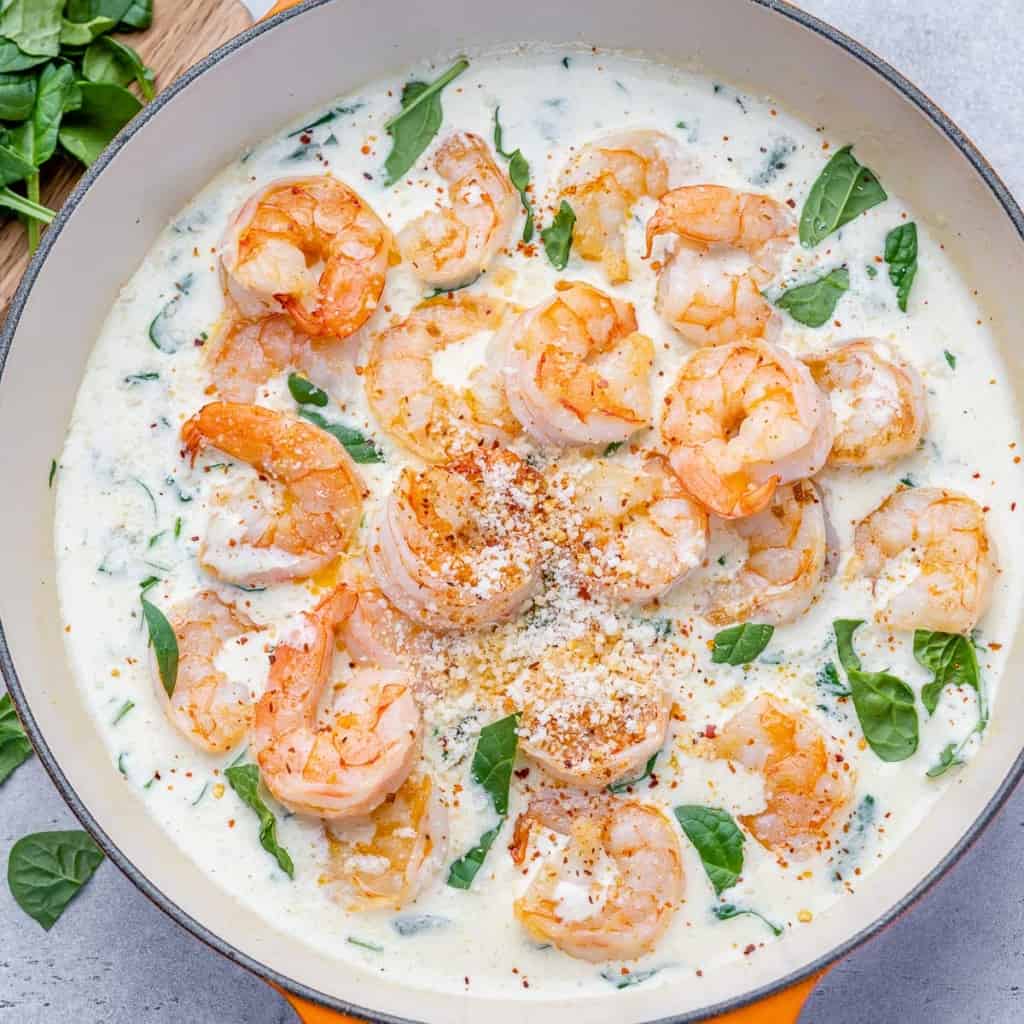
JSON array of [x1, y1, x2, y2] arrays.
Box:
[[1, 1, 1023, 1022]]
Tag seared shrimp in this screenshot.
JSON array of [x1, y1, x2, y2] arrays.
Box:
[[518, 633, 669, 788], [558, 130, 679, 283], [253, 587, 421, 820], [327, 772, 448, 909], [713, 694, 853, 857], [209, 312, 348, 403], [155, 592, 259, 753], [804, 339, 927, 468], [556, 456, 708, 604], [850, 487, 995, 633], [221, 176, 391, 339], [512, 792, 684, 962], [365, 293, 517, 462], [398, 132, 517, 290], [495, 281, 654, 446], [705, 480, 827, 626], [369, 447, 544, 630], [182, 402, 366, 586], [661, 340, 834, 519], [335, 560, 432, 670], [645, 185, 795, 346]]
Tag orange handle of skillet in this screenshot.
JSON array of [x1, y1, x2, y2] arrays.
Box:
[[254, 1, 824, 1021]]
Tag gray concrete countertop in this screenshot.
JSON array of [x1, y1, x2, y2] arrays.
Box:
[[3, 1, 1023, 1021]]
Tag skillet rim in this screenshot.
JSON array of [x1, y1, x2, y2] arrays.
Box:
[[2, 0, 1023, 1020]]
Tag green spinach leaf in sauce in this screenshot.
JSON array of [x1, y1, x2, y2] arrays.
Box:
[[287, 372, 328, 407], [607, 750, 658, 794], [492, 105, 534, 242], [673, 805, 744, 896], [7, 829, 104, 929], [0, 692, 32, 785], [541, 199, 575, 270], [713, 903, 783, 937], [711, 623, 774, 665], [775, 267, 849, 327], [224, 762, 295, 879], [383, 58, 468, 186], [834, 619, 918, 762], [141, 596, 177, 697], [884, 222, 918, 312], [914, 629, 983, 719], [299, 409, 383, 464], [799, 145, 887, 247]]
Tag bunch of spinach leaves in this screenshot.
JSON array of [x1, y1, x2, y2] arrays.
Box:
[[0, 0, 155, 251]]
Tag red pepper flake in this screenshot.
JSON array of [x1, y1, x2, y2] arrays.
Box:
[[704, 723, 717, 739]]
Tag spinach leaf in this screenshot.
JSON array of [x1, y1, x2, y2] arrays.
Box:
[[607, 751, 657, 794], [141, 596, 178, 697], [603, 441, 623, 456], [116, 0, 151, 30], [0, 0, 64, 59], [711, 623, 774, 665], [299, 409, 383, 464], [12, 61, 74, 166], [391, 913, 450, 936], [0, 71, 37, 121], [0, 38, 48, 72], [713, 903, 783, 937], [287, 372, 328, 407], [58, 80, 140, 166], [383, 59, 468, 185], [0, 139, 37, 186], [599, 967, 660, 989], [944, 350, 956, 370], [7, 830, 104, 929], [775, 267, 849, 327], [493, 106, 534, 242], [59, 15, 116, 46], [834, 619, 918, 762], [884, 222, 917, 312], [834, 794, 876, 881], [0, 692, 32, 785], [926, 742, 964, 779], [816, 661, 850, 697], [447, 713, 519, 889], [347, 936, 383, 952], [147, 273, 193, 352], [673, 805, 744, 896], [224, 763, 294, 878], [799, 145, 887, 247], [914, 629, 984, 721], [82, 36, 154, 99], [541, 199, 575, 270], [111, 699, 134, 725]]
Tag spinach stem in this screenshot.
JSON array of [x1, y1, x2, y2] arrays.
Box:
[[26, 174, 40, 253], [384, 59, 469, 130], [0, 186, 54, 226]]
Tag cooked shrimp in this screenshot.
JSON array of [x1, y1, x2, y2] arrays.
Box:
[[327, 772, 448, 909], [645, 185, 795, 346], [511, 792, 684, 962], [253, 586, 421, 820], [154, 591, 259, 753], [850, 487, 995, 633], [365, 293, 518, 462], [804, 339, 927, 467], [558, 130, 679, 283], [368, 447, 543, 630], [220, 175, 391, 339], [182, 402, 366, 586], [517, 633, 669, 788], [705, 479, 827, 626], [208, 312, 349, 403], [495, 281, 654, 446], [661, 340, 834, 518], [713, 694, 853, 856], [397, 132, 517, 290], [555, 455, 708, 604], [335, 560, 433, 670]]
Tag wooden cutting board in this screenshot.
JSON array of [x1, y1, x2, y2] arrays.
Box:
[[0, 0, 252, 315]]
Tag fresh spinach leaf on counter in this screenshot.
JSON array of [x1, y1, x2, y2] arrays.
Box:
[[799, 145, 887, 247], [299, 409, 383, 464], [914, 629, 984, 722], [224, 763, 294, 879], [7, 830, 104, 929], [83, 35, 154, 99], [287, 372, 328, 407], [775, 267, 849, 327], [447, 712, 519, 889], [141, 596, 177, 697], [493, 105, 534, 242], [383, 58, 468, 186], [713, 903, 783, 937], [0, 1, 63, 59], [60, 14, 116, 46], [673, 805, 744, 896], [884, 221, 917, 312], [0, 70, 38, 121], [541, 199, 575, 270], [0, 692, 32, 785], [711, 623, 774, 665], [58, 79, 140, 165], [607, 751, 658, 794], [834, 619, 918, 762]]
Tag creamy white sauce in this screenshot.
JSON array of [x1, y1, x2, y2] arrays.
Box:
[[54, 46, 1023, 998]]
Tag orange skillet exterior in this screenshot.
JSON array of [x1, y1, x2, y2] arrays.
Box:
[[257, 0, 823, 1020]]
